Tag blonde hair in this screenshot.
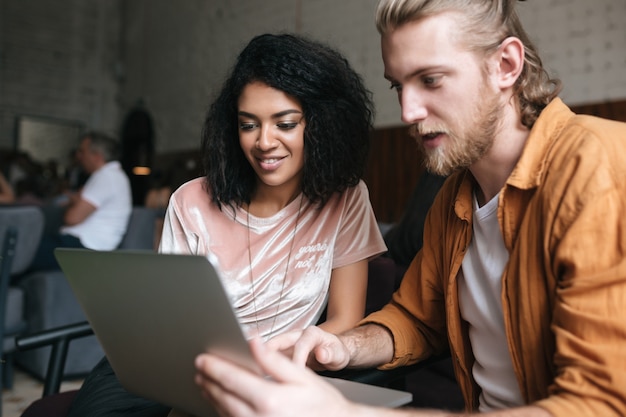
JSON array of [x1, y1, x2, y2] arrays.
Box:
[[376, 0, 561, 128]]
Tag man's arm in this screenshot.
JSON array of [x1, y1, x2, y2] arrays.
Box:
[[63, 193, 96, 225], [338, 324, 396, 368]]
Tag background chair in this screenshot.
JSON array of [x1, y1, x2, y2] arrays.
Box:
[[14, 206, 158, 380], [0, 205, 45, 416], [117, 206, 159, 250], [13, 206, 159, 417], [16, 322, 92, 417]]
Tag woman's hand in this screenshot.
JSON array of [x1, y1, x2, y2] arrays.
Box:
[[266, 326, 352, 371]]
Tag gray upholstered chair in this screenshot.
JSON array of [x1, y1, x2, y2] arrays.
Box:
[[0, 205, 45, 414], [117, 206, 158, 250], [15, 206, 158, 380]]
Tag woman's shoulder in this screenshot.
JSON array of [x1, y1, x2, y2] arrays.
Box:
[[322, 180, 371, 209], [170, 177, 214, 208], [172, 177, 206, 192], [344, 179, 370, 200]]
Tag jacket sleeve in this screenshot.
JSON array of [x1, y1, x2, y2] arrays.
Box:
[[536, 181, 626, 417], [359, 183, 455, 369]]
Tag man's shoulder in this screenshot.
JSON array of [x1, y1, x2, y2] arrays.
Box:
[[526, 99, 626, 180], [567, 112, 626, 139], [543, 98, 626, 146], [90, 161, 127, 180], [553, 111, 626, 169]]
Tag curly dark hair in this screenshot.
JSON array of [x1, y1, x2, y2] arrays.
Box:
[[201, 33, 375, 210]]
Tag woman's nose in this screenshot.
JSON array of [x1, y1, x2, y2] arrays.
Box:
[[256, 125, 276, 150]]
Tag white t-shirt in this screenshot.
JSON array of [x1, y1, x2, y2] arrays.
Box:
[[61, 161, 132, 250], [458, 193, 524, 411], [159, 178, 387, 340]]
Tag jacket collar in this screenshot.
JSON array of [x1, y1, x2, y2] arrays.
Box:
[[506, 97, 574, 191]]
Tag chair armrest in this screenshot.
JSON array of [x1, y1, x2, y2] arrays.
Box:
[[16, 321, 94, 397], [16, 321, 93, 350]]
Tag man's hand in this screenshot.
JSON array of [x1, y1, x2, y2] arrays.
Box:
[[194, 338, 357, 417], [266, 326, 351, 370]]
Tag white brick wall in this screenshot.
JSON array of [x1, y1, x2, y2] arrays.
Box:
[[2, 1, 625, 154], [0, 0, 121, 149], [517, 0, 626, 105], [119, 0, 626, 151]]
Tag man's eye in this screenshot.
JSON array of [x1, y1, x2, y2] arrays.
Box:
[[423, 76, 442, 87], [389, 82, 401, 92]]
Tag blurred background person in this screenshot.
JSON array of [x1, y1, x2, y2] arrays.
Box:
[[28, 131, 132, 271]]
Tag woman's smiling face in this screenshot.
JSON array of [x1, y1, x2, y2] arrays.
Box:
[[238, 81, 306, 193]]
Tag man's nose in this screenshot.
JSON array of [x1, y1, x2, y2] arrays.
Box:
[[400, 88, 428, 125]]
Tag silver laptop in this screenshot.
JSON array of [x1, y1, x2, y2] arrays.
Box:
[[55, 248, 412, 417]]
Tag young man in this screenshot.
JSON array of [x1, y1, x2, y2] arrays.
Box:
[[193, 1, 626, 416], [30, 131, 132, 270]]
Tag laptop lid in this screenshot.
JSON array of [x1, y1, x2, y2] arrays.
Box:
[[55, 248, 412, 416]]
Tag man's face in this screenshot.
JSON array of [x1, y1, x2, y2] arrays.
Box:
[[381, 13, 503, 176], [76, 138, 101, 174]]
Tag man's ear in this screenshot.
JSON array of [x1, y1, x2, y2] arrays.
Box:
[[494, 36, 525, 90]]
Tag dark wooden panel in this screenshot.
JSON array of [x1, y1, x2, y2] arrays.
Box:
[[363, 126, 425, 224], [570, 99, 626, 122]]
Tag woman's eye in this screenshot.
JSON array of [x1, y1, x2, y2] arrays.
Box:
[[239, 122, 257, 131], [389, 82, 401, 92], [277, 122, 298, 130]]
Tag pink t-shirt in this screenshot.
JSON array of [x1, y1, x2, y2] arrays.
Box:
[[159, 177, 386, 340]]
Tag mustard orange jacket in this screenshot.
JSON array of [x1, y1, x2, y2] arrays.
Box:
[[363, 98, 626, 416]]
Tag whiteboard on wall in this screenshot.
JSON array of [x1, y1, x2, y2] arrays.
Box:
[[15, 115, 84, 172]]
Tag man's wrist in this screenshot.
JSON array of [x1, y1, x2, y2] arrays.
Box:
[[339, 324, 394, 368]]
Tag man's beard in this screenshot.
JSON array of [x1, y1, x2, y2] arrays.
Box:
[[410, 89, 503, 177]]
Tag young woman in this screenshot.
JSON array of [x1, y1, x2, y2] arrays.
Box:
[[66, 33, 385, 417], [159, 33, 385, 339]]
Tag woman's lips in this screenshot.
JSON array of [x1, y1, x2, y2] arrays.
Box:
[[257, 156, 285, 171]]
